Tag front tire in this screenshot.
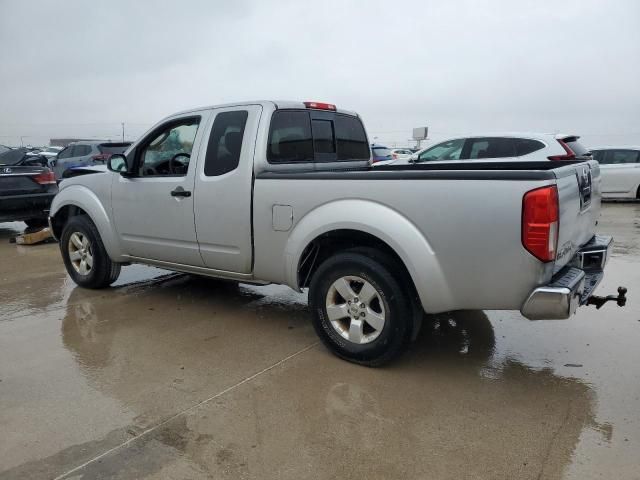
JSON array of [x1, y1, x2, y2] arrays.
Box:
[[60, 215, 121, 288], [308, 250, 414, 366]]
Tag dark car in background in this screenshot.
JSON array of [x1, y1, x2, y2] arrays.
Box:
[[51, 141, 131, 179], [370, 143, 393, 163], [0, 148, 58, 227]]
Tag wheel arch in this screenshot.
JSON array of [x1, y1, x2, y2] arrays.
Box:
[[50, 185, 125, 260], [284, 199, 454, 313]]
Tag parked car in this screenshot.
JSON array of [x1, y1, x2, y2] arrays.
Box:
[[0, 148, 58, 227], [49, 100, 623, 366], [51, 141, 131, 179], [390, 148, 414, 161], [370, 143, 393, 163], [385, 133, 591, 166], [27, 146, 64, 164], [590, 147, 640, 199]]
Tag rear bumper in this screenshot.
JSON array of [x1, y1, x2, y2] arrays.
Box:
[[0, 192, 57, 222], [521, 235, 612, 320]]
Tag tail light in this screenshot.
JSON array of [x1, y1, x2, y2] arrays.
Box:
[[92, 153, 111, 162], [33, 171, 56, 185], [548, 140, 576, 161], [304, 101, 337, 111], [522, 185, 559, 262]]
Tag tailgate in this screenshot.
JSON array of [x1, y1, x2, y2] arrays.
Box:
[[553, 160, 601, 272]]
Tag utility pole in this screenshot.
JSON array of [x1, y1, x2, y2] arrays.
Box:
[[121, 123, 125, 142]]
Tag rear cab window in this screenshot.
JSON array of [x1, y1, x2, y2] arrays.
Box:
[[268, 109, 369, 164]]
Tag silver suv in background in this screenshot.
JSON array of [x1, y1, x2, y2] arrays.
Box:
[[52, 141, 131, 179], [379, 133, 591, 165]]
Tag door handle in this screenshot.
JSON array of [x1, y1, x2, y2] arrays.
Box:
[[170, 186, 191, 198]]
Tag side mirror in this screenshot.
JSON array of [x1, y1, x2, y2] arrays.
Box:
[[107, 153, 129, 174]]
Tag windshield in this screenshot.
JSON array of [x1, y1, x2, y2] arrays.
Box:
[[0, 148, 29, 165], [417, 138, 464, 162]]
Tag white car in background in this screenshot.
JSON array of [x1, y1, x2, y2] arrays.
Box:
[[377, 133, 591, 166], [390, 148, 414, 161], [590, 147, 640, 199]]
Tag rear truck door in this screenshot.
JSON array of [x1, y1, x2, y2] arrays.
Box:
[[193, 104, 262, 273], [552, 160, 601, 272], [111, 112, 209, 266]]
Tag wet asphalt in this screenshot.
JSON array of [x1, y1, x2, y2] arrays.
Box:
[[0, 202, 638, 480]]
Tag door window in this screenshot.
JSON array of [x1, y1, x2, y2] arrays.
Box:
[[515, 138, 545, 156], [73, 145, 91, 157], [599, 149, 640, 164], [204, 110, 248, 176], [57, 147, 73, 159], [464, 137, 516, 159], [417, 138, 464, 162], [138, 117, 200, 176]]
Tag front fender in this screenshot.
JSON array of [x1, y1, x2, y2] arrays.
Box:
[[283, 199, 455, 313], [50, 185, 125, 261]]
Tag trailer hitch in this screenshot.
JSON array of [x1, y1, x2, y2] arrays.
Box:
[[586, 287, 627, 309]]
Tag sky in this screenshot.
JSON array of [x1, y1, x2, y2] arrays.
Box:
[[1, 0, 639, 148]]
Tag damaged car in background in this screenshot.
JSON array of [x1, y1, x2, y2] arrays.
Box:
[[0, 148, 58, 227]]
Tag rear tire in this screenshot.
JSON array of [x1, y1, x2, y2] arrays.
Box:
[[60, 215, 121, 289], [308, 249, 414, 366]]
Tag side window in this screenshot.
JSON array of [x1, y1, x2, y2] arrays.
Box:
[[608, 149, 640, 164], [464, 137, 515, 159], [204, 110, 248, 176], [138, 117, 200, 176], [268, 111, 314, 163], [78, 145, 91, 156], [335, 115, 369, 160], [591, 150, 607, 163], [417, 139, 464, 162], [57, 147, 72, 159], [515, 138, 545, 156]]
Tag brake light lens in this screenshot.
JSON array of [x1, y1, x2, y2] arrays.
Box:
[[522, 185, 559, 262], [548, 140, 576, 161], [304, 101, 337, 111], [33, 171, 56, 185]]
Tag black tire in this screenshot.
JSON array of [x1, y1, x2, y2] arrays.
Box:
[[24, 217, 48, 228], [308, 249, 414, 366], [60, 215, 121, 289]]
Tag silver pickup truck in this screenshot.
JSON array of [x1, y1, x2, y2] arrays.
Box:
[[49, 100, 625, 365]]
